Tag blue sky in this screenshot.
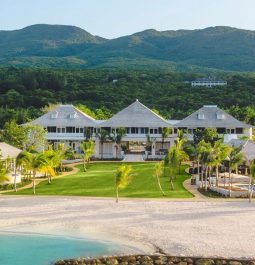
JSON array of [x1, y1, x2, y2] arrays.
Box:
[[1, 0, 255, 38]]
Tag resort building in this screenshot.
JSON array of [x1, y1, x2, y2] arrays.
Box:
[[99, 99, 174, 159], [0, 142, 22, 184], [30, 105, 98, 153], [175, 105, 253, 141], [191, 77, 227, 87], [30, 102, 253, 160]]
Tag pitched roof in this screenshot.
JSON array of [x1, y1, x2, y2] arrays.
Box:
[[100, 100, 171, 128], [0, 142, 22, 159], [175, 105, 252, 128], [227, 139, 255, 162], [31, 105, 97, 127]]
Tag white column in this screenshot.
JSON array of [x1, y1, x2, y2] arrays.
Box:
[[151, 141, 156, 157], [112, 143, 117, 158], [95, 139, 100, 158]]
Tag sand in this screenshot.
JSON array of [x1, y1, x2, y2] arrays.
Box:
[[0, 196, 255, 258]]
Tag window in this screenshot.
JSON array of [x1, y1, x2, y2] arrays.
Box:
[[236, 128, 243, 134], [217, 113, 225, 120], [66, 127, 75, 133], [69, 111, 77, 119], [154, 129, 158, 134], [131, 128, 138, 134], [141, 128, 145, 134], [188, 129, 193, 134], [51, 111, 58, 119], [217, 128, 226, 134], [57, 128, 61, 133], [80, 128, 84, 133], [47, 126, 56, 133], [150, 128, 154, 134], [62, 128, 66, 133], [174, 128, 178, 134], [231, 129, 235, 134], [126, 128, 130, 134], [76, 128, 79, 133], [198, 113, 205, 120]]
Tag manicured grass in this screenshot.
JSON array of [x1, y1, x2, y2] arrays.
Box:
[[8, 162, 193, 198]]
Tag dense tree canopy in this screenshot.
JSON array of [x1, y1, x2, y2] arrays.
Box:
[[1, 67, 255, 127]]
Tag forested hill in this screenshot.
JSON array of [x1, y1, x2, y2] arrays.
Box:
[[1, 68, 255, 127], [1, 25, 255, 71]]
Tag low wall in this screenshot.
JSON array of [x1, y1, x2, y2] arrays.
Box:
[[54, 255, 255, 265], [209, 186, 249, 198]]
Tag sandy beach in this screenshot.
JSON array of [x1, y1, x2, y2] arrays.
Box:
[[0, 196, 255, 259]]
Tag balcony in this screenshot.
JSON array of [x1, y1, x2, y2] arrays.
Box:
[[46, 132, 85, 141]]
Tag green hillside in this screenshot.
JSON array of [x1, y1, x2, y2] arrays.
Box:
[[1, 25, 255, 71]]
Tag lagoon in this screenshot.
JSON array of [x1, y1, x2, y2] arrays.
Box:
[[0, 233, 121, 265]]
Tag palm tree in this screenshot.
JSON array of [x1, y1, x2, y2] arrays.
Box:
[[161, 127, 171, 151], [96, 129, 109, 159], [209, 140, 232, 187], [167, 146, 179, 190], [16, 151, 48, 194], [197, 140, 212, 190], [115, 164, 133, 203], [249, 160, 255, 203], [154, 161, 165, 196], [80, 140, 95, 171], [227, 147, 244, 197], [109, 128, 125, 159], [0, 160, 9, 185], [175, 129, 188, 174]]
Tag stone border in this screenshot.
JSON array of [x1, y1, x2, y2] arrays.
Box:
[[54, 255, 255, 265]]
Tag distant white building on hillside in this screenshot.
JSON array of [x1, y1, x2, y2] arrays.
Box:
[[191, 77, 227, 87]]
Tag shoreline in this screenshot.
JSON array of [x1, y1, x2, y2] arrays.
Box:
[[1, 196, 255, 259]]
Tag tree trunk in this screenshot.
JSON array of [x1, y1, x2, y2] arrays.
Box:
[[249, 178, 254, 203], [116, 187, 119, 203], [228, 169, 231, 198], [205, 166, 208, 191], [215, 166, 219, 187], [83, 159, 87, 172], [156, 174, 165, 196], [33, 170, 36, 195], [101, 143, 104, 160], [14, 166, 17, 192], [170, 175, 174, 190]]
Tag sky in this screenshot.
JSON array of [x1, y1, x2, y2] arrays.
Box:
[[1, 0, 255, 39]]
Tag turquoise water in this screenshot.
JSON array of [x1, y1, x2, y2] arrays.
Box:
[[0, 233, 122, 265]]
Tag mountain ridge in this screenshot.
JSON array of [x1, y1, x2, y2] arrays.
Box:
[[1, 24, 255, 72]]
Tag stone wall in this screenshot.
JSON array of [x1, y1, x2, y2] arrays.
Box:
[[54, 255, 255, 265]]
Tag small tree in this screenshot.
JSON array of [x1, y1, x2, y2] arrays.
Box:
[[96, 129, 109, 159], [115, 164, 133, 203], [80, 140, 95, 171], [227, 147, 244, 197], [249, 160, 255, 203], [167, 146, 179, 190], [109, 128, 126, 159], [154, 161, 165, 196], [161, 127, 171, 151], [0, 159, 9, 185]]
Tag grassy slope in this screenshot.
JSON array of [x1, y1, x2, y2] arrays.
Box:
[[10, 162, 193, 198]]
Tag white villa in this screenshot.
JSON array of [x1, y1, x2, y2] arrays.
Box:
[[30, 101, 253, 160], [191, 77, 227, 87]]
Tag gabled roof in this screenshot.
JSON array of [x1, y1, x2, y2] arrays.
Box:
[[0, 142, 22, 159], [100, 99, 171, 128], [31, 105, 97, 127], [175, 105, 252, 128], [227, 139, 255, 162]]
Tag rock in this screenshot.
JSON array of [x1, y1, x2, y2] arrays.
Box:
[[168, 257, 181, 263], [248, 262, 255, 265], [139, 256, 153, 265], [195, 259, 215, 265], [215, 260, 227, 265], [154, 256, 168, 265], [228, 261, 242, 265], [178, 262, 188, 265]]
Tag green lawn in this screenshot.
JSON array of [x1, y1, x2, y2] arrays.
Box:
[[8, 162, 193, 198]]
